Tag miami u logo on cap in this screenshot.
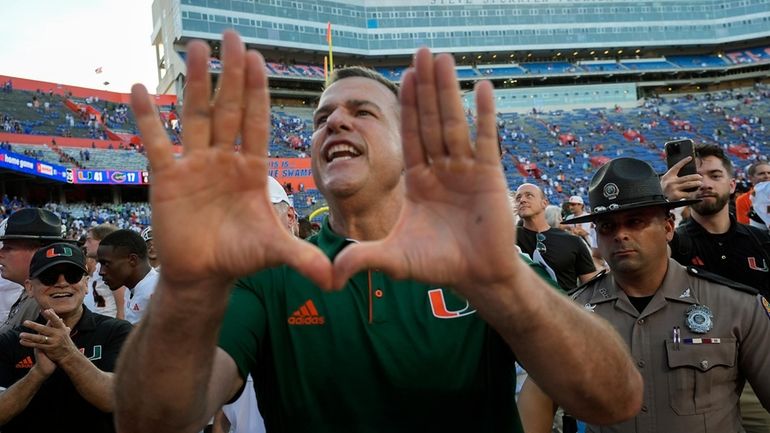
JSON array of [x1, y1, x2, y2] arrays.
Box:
[[46, 246, 73, 258]]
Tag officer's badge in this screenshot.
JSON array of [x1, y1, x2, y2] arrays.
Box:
[[685, 304, 713, 334]]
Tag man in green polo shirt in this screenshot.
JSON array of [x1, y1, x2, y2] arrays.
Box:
[[115, 31, 642, 433]]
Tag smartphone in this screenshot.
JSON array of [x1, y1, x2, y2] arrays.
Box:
[[665, 139, 697, 177], [665, 139, 697, 192]]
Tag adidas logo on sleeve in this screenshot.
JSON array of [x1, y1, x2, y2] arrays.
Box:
[[287, 299, 325, 325]]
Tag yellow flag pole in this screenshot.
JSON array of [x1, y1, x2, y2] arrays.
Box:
[[327, 22, 334, 76]]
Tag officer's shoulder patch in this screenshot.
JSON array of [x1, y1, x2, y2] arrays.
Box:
[[568, 269, 609, 298], [760, 295, 770, 320], [686, 266, 759, 296]]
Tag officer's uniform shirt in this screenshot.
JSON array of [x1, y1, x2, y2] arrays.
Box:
[[0, 292, 40, 335], [670, 216, 770, 298], [572, 259, 770, 433], [0, 277, 23, 322], [124, 267, 158, 324]]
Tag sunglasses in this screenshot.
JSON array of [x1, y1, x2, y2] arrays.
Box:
[[536, 232, 547, 254], [37, 268, 85, 286]]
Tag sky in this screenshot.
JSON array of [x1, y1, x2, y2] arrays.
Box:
[[0, 0, 160, 94]]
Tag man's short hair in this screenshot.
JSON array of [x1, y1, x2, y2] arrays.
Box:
[[748, 160, 770, 177], [88, 223, 118, 242], [100, 229, 148, 259], [696, 144, 734, 177], [327, 66, 399, 100]]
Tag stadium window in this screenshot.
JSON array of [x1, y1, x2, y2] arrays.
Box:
[[443, 11, 452, 17], [496, 9, 504, 16], [479, 10, 488, 16]]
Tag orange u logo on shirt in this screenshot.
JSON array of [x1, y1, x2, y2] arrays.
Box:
[[428, 289, 476, 319]]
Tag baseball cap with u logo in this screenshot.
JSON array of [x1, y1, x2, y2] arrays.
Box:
[[29, 243, 87, 279]]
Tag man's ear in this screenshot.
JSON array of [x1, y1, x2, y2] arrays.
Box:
[[24, 279, 33, 297], [664, 214, 676, 242]]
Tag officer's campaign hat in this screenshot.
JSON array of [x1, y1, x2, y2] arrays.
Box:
[[0, 208, 64, 241], [566, 157, 700, 224]]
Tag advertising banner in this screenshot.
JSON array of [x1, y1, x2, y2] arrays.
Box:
[[0, 151, 68, 182]]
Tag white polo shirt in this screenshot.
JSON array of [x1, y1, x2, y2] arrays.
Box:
[[124, 267, 159, 324]]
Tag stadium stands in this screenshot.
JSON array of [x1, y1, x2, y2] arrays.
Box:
[[521, 62, 581, 75], [620, 60, 678, 71], [668, 55, 730, 69]]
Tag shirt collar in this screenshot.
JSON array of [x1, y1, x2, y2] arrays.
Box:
[[587, 259, 698, 317], [315, 217, 357, 259]]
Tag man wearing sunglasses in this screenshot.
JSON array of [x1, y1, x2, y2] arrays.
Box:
[[0, 243, 132, 433], [0, 208, 69, 335], [514, 183, 597, 291]]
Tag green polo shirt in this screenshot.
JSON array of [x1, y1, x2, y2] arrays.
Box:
[[219, 220, 555, 432]]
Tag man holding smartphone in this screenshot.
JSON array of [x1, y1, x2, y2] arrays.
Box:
[[661, 143, 770, 433]]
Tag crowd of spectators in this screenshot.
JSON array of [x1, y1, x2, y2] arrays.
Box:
[[1, 114, 23, 134], [269, 112, 311, 156], [496, 83, 770, 204]]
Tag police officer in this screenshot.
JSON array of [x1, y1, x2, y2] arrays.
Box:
[[520, 157, 770, 433], [662, 143, 770, 432]]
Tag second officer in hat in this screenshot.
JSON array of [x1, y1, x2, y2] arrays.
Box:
[[519, 157, 770, 433], [0, 208, 68, 334]]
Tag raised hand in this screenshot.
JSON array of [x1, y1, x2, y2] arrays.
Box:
[[332, 48, 522, 294], [660, 156, 702, 201], [130, 31, 332, 289]]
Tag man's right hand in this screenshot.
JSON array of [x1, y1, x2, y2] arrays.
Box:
[[130, 31, 332, 290], [660, 156, 702, 201]]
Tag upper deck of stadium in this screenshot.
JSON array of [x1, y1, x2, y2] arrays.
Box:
[[168, 0, 770, 54]]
